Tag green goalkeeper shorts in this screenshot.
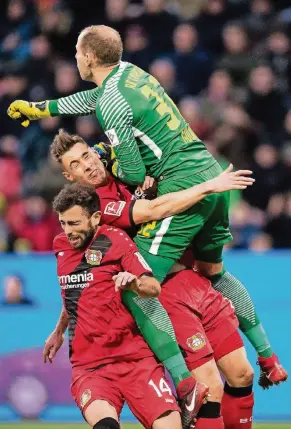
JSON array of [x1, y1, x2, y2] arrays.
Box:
[[134, 161, 233, 281]]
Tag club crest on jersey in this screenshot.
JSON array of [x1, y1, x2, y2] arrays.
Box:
[[186, 333, 206, 351], [85, 249, 102, 266], [80, 389, 91, 408]]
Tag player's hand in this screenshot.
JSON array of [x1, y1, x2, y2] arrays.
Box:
[[113, 271, 140, 292], [43, 330, 64, 364], [208, 164, 255, 193], [7, 100, 50, 127], [137, 176, 155, 192]]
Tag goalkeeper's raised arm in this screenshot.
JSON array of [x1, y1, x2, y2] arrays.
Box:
[[7, 88, 100, 127]]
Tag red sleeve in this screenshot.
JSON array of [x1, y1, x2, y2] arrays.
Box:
[[121, 247, 153, 278], [105, 227, 152, 277], [100, 199, 136, 229], [53, 233, 67, 256]]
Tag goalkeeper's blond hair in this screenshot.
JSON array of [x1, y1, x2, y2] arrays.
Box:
[[79, 25, 123, 67]]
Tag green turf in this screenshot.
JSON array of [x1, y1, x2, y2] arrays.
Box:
[[1, 423, 291, 429]]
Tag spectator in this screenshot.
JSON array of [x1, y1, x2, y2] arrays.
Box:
[[134, 0, 178, 57], [265, 30, 291, 93], [0, 135, 21, 199], [218, 23, 258, 85], [172, 23, 212, 95], [193, 0, 230, 58], [244, 0, 274, 44], [20, 116, 61, 177], [265, 193, 291, 248], [123, 25, 153, 71], [178, 97, 210, 140], [149, 58, 184, 103], [245, 65, 287, 140], [199, 69, 234, 126], [243, 144, 291, 210], [23, 152, 67, 202], [1, 274, 34, 305], [7, 195, 60, 252]]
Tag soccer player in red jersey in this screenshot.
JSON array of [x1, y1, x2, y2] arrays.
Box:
[[47, 181, 255, 429], [52, 183, 183, 429]]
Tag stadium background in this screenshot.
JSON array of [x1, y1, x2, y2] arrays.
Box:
[[0, 0, 291, 428]]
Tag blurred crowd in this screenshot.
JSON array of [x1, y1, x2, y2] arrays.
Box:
[[1, 0, 291, 252]]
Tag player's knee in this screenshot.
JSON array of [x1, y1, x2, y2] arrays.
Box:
[[226, 363, 254, 387], [93, 417, 120, 429], [191, 363, 224, 402]]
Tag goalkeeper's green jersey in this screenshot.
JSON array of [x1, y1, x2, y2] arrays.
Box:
[[49, 61, 215, 185]]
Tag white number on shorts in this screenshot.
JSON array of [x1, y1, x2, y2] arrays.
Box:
[[149, 378, 173, 398]]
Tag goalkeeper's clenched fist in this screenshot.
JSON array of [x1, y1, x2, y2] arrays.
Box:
[[7, 100, 51, 127]]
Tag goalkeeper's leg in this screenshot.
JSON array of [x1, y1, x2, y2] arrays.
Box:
[[194, 247, 288, 388]]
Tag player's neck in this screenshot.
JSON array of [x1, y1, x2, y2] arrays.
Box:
[[91, 64, 119, 87]]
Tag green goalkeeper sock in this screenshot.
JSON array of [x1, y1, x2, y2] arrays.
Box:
[[211, 270, 273, 358], [122, 290, 191, 386]]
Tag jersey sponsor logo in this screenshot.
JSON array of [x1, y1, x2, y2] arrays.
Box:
[[80, 389, 91, 408], [186, 333, 206, 351], [104, 201, 126, 217], [134, 252, 152, 271], [58, 252, 64, 256], [58, 271, 93, 289], [105, 128, 120, 147], [85, 249, 103, 266]]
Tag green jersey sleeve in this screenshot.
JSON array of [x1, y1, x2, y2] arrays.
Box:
[[48, 88, 100, 117], [99, 94, 146, 186]]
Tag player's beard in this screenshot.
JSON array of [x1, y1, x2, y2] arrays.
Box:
[[68, 223, 96, 250]]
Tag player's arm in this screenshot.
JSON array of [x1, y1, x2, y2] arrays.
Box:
[[113, 271, 161, 298], [102, 102, 146, 186], [132, 164, 254, 224], [43, 306, 68, 363], [7, 88, 99, 127]]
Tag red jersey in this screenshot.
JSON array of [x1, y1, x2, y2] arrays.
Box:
[[53, 224, 153, 370], [97, 175, 135, 230]]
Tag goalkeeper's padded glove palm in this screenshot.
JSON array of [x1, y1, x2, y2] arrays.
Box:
[[7, 100, 50, 127]]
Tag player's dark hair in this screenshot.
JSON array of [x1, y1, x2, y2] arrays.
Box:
[[51, 129, 88, 163], [80, 25, 123, 66], [53, 183, 101, 216]]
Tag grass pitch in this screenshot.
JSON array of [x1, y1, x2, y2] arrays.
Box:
[[1, 423, 291, 429]]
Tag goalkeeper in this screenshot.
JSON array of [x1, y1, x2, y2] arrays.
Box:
[[8, 25, 287, 389]]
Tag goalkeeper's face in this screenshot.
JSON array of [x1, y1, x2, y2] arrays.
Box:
[[62, 143, 108, 187]]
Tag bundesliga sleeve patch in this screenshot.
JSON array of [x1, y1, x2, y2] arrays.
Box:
[[104, 201, 126, 217], [80, 389, 91, 408], [105, 128, 120, 147]]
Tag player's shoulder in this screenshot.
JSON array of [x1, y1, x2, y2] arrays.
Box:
[[53, 232, 69, 255], [99, 224, 134, 247]]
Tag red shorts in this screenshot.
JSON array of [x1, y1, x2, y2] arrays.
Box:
[[71, 357, 180, 428], [160, 270, 243, 370]]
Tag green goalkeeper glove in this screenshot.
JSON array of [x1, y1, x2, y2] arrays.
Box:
[[7, 100, 51, 127], [93, 142, 120, 178]]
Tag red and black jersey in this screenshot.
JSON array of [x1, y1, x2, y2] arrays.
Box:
[[53, 224, 153, 370], [97, 175, 136, 230]]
